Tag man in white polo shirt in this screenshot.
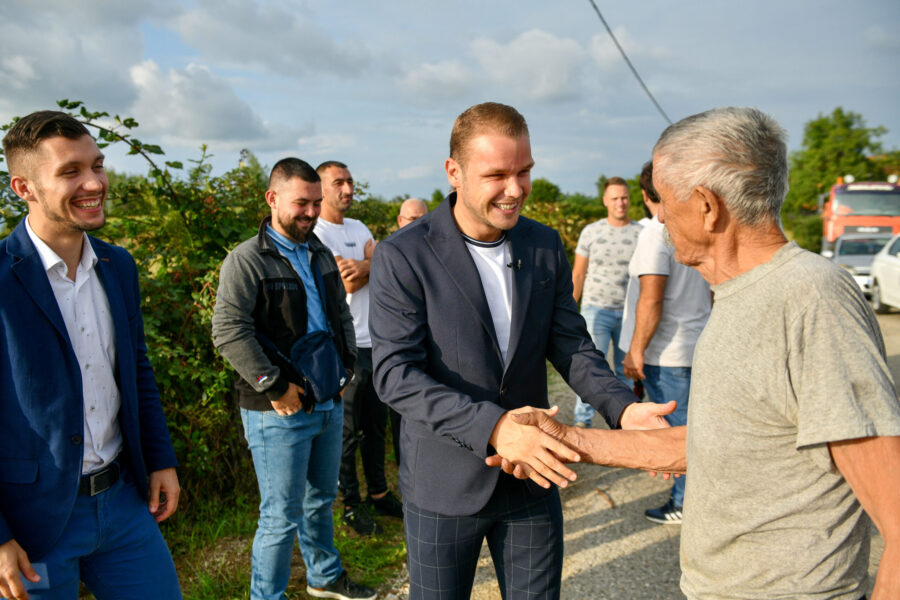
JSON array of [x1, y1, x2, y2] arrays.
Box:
[[620, 159, 710, 524]]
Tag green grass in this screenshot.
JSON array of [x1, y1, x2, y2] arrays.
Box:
[[164, 430, 408, 599]]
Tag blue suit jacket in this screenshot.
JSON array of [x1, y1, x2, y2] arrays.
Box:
[[0, 221, 178, 559], [370, 195, 635, 516]]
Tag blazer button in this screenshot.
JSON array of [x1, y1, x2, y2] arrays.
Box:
[[70, 435, 83, 445], [500, 387, 508, 396]]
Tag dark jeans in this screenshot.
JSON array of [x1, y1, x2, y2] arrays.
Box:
[[338, 347, 389, 505]]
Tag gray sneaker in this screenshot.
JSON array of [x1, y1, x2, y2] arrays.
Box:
[[307, 570, 376, 600]]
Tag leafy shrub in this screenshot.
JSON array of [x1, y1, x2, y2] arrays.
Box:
[[0, 101, 634, 517]]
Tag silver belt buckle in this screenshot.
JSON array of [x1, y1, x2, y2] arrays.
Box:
[[89, 471, 104, 496]]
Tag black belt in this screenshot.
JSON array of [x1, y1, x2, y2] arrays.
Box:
[[79, 460, 121, 496]]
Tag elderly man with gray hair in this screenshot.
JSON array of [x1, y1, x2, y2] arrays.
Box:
[[499, 106, 900, 599]]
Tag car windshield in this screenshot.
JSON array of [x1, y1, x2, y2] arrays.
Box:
[[837, 237, 890, 256], [835, 191, 900, 216]]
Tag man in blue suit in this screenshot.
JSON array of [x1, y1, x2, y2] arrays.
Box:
[[0, 111, 181, 599], [370, 102, 673, 599]]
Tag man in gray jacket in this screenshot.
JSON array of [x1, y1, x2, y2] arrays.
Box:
[[211, 158, 375, 600]]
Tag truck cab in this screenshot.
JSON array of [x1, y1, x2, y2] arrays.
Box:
[[820, 180, 900, 254]]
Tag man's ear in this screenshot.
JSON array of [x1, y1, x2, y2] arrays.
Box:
[[9, 174, 35, 201], [264, 188, 278, 210], [694, 186, 722, 232], [445, 157, 462, 189]]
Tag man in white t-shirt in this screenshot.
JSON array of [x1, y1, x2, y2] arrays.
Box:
[[620, 160, 710, 524], [314, 161, 402, 536], [571, 177, 643, 428], [370, 102, 673, 599]]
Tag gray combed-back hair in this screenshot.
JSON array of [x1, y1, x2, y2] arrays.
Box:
[[652, 107, 789, 226]]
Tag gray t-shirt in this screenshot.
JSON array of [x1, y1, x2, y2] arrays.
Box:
[[575, 219, 642, 309], [682, 242, 900, 600]]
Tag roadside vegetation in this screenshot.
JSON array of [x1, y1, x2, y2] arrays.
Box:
[[1, 100, 897, 598]]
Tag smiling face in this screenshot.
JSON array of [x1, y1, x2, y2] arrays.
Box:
[[445, 132, 534, 242], [266, 176, 323, 243], [603, 183, 630, 223], [13, 134, 108, 241]]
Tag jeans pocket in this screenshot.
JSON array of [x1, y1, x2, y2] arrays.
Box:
[[669, 366, 692, 379]]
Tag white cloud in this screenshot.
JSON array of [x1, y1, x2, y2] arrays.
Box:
[[397, 60, 475, 99], [129, 61, 301, 150], [167, 0, 369, 77], [296, 132, 357, 156], [1, 56, 37, 90], [0, 2, 144, 115], [864, 25, 900, 51], [589, 27, 669, 71], [396, 164, 435, 180], [470, 30, 587, 103]]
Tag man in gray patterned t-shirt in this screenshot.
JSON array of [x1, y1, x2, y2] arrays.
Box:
[[571, 177, 642, 427]]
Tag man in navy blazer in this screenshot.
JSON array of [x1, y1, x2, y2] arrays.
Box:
[[0, 111, 180, 599], [370, 102, 673, 599]]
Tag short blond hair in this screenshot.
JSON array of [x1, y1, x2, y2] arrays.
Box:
[[449, 102, 529, 167]]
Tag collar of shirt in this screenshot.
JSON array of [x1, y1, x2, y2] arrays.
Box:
[[24, 215, 97, 279], [265, 224, 309, 255], [462, 231, 507, 248]]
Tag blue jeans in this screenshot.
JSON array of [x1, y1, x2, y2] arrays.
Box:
[[574, 306, 629, 425], [642, 365, 691, 506], [241, 405, 344, 599], [24, 466, 180, 599]]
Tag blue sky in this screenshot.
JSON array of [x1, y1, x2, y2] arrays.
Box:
[[1, 0, 898, 200]]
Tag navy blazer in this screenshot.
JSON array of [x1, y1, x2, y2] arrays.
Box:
[[0, 221, 178, 559], [370, 195, 635, 516]]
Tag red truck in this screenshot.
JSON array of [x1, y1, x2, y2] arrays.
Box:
[[819, 179, 900, 253]]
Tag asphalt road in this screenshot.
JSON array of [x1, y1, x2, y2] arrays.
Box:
[[461, 311, 900, 599]]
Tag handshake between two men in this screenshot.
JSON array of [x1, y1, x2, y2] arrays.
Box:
[[485, 401, 687, 488]]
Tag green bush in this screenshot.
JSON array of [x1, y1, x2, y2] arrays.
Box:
[[0, 101, 631, 520]]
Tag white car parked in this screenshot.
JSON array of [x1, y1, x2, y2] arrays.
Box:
[[869, 232, 900, 313]]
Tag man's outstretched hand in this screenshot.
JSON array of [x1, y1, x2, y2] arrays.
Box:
[[619, 400, 676, 430], [485, 406, 581, 489], [487, 406, 687, 478]]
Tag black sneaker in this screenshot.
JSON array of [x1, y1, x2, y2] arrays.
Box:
[[307, 570, 376, 600], [342, 504, 383, 535], [366, 490, 403, 518], [645, 498, 683, 525]]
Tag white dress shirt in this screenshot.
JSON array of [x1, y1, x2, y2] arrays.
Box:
[[25, 217, 122, 474]]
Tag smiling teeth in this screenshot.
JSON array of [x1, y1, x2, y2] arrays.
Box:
[[497, 203, 517, 210], [76, 199, 101, 208]]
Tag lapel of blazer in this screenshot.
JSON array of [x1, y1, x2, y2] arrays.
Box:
[[504, 218, 535, 371], [8, 221, 71, 345], [425, 197, 502, 360]]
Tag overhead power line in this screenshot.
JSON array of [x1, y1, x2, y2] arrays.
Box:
[[586, 0, 672, 125]]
